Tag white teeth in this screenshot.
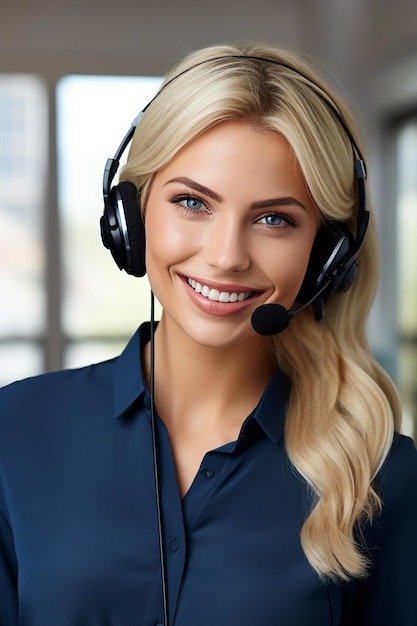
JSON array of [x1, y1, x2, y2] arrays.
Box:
[[187, 278, 252, 303]]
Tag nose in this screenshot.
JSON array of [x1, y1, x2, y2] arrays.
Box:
[[202, 215, 251, 272]]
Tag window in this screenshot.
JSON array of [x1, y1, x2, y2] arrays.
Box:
[[56, 75, 162, 369], [0, 74, 47, 386], [396, 118, 417, 431], [0, 74, 162, 386]]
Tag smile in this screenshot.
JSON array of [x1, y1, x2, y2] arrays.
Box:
[[187, 278, 253, 303]]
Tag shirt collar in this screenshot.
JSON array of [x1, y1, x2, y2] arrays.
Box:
[[114, 323, 291, 445], [114, 323, 151, 418], [246, 366, 290, 446]]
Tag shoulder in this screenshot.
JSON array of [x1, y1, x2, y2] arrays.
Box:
[[0, 359, 116, 432], [371, 433, 417, 537], [343, 435, 417, 624], [0, 358, 116, 399], [377, 433, 417, 503]]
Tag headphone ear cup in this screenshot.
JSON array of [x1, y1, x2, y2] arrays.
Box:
[[297, 224, 355, 304], [118, 181, 146, 277], [100, 181, 146, 277], [329, 242, 358, 294]]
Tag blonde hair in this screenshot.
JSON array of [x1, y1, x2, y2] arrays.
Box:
[[120, 43, 402, 581]]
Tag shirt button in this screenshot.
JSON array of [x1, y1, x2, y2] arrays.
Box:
[[202, 468, 215, 479], [170, 538, 180, 552]]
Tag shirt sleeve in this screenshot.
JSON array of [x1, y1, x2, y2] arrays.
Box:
[[0, 466, 19, 626], [342, 434, 417, 625]]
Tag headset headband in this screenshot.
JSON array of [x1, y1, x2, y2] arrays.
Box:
[[101, 53, 369, 304], [103, 55, 368, 246]]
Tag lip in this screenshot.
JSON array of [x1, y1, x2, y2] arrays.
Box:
[[181, 274, 263, 316]]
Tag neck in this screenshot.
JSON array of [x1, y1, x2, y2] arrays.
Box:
[[143, 314, 276, 432], [143, 314, 276, 497]]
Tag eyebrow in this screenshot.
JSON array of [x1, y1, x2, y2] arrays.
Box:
[[164, 177, 223, 203], [164, 176, 307, 211]]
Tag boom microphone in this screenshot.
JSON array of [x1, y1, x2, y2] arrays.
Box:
[[251, 280, 331, 336], [251, 303, 294, 335]]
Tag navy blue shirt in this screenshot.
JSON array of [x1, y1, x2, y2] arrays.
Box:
[[1, 323, 417, 625]]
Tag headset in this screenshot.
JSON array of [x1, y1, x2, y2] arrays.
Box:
[[100, 55, 369, 309]]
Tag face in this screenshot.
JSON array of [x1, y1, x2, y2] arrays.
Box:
[[144, 120, 318, 350]]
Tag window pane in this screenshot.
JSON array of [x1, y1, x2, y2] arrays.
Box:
[[0, 342, 43, 387], [57, 76, 163, 341], [397, 119, 417, 430], [0, 74, 47, 336], [64, 340, 127, 371]]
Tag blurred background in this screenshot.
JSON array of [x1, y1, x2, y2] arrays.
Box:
[[0, 0, 416, 435]]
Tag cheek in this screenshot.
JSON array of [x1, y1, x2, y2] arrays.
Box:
[[268, 240, 314, 302], [144, 209, 197, 294]]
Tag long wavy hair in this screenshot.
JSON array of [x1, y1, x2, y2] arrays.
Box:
[[120, 43, 402, 581]]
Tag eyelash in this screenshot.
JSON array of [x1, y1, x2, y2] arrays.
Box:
[[169, 192, 298, 229], [170, 193, 210, 214], [255, 212, 298, 229]]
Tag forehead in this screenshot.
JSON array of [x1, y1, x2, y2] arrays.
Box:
[[156, 121, 295, 176]]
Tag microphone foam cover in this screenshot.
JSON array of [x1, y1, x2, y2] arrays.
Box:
[[251, 303, 290, 336]]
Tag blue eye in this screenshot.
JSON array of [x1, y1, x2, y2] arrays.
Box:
[[258, 214, 285, 227], [171, 194, 208, 213], [184, 197, 204, 211]]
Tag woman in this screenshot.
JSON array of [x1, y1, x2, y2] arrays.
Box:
[[1, 43, 416, 625]]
